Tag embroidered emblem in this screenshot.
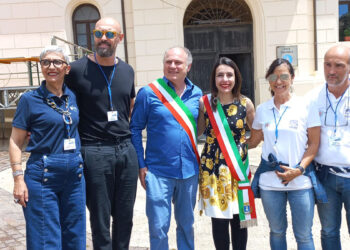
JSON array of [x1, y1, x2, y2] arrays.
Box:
[[243, 202, 251, 214], [289, 120, 298, 129]]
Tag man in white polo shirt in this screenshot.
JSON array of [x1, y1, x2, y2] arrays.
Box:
[[310, 45, 350, 250]]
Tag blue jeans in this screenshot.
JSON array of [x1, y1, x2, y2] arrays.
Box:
[[145, 171, 198, 250], [317, 173, 350, 250], [260, 188, 315, 250], [23, 152, 86, 250]]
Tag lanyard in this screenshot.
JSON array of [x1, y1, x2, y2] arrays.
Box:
[[45, 96, 72, 138], [272, 106, 288, 144], [94, 53, 116, 111], [325, 83, 348, 135]]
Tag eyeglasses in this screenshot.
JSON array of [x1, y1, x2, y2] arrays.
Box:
[[40, 59, 67, 68], [93, 29, 119, 39], [267, 73, 290, 82]]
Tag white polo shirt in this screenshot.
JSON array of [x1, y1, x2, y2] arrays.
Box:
[[252, 95, 320, 190], [307, 84, 350, 178]]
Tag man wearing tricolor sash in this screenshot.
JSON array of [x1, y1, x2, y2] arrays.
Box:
[[130, 46, 202, 250]]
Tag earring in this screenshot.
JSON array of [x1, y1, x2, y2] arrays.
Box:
[[290, 85, 294, 93]]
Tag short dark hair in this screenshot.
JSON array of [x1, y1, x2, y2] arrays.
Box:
[[209, 57, 242, 110], [265, 58, 294, 96]]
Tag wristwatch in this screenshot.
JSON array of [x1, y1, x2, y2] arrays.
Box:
[[12, 170, 24, 177], [295, 165, 305, 174]]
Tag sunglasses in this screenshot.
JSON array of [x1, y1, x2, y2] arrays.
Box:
[[93, 29, 119, 39], [267, 73, 290, 82], [40, 59, 67, 68]]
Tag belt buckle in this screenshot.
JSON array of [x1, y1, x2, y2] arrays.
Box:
[[114, 137, 122, 144]]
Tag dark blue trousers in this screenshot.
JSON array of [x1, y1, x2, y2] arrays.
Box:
[[24, 152, 86, 250]]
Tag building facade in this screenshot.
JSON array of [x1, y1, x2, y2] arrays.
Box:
[[0, 0, 345, 105]]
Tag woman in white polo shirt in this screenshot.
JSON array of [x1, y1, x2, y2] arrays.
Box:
[[248, 58, 321, 250]]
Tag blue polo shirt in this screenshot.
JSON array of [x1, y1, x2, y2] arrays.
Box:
[[12, 81, 80, 154], [130, 77, 202, 179]]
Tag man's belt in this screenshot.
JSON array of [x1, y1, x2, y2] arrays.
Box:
[[314, 161, 350, 174]]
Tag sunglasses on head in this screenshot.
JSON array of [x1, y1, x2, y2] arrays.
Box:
[[93, 29, 119, 39], [40, 59, 67, 68], [267, 73, 290, 82]]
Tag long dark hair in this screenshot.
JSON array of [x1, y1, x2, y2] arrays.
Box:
[[209, 57, 242, 110], [265, 58, 294, 96]]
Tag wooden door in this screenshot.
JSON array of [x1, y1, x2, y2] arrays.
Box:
[[184, 24, 254, 103]]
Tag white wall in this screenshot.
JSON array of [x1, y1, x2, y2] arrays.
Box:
[[0, 0, 128, 87], [0, 0, 345, 104]]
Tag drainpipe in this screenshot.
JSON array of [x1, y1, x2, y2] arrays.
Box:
[[121, 0, 129, 63], [313, 0, 318, 71]]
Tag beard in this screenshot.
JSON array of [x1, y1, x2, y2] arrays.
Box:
[[326, 74, 348, 87], [95, 41, 116, 57]]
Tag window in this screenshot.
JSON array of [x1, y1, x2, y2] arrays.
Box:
[[72, 4, 100, 50], [184, 0, 252, 26], [339, 0, 350, 41]]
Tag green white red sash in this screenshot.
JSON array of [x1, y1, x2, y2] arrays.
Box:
[[203, 94, 257, 227], [148, 78, 200, 164]]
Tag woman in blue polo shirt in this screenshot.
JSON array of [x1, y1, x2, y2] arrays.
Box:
[[9, 45, 85, 250]]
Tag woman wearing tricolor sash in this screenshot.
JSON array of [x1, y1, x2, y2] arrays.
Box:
[[248, 58, 323, 250], [197, 57, 256, 250]]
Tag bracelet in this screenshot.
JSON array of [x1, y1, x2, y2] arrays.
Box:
[[12, 170, 24, 177], [10, 162, 22, 166]]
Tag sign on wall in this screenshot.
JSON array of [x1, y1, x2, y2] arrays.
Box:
[[276, 45, 298, 67]]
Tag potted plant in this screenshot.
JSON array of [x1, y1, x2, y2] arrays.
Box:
[[344, 28, 350, 41]]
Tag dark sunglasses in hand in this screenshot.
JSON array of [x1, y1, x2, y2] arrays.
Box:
[[40, 59, 67, 68], [93, 29, 119, 39]]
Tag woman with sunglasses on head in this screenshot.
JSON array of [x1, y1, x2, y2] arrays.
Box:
[[248, 58, 326, 250], [9, 45, 85, 250], [197, 57, 256, 250]]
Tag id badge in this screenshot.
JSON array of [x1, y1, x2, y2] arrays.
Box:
[[64, 138, 76, 150], [329, 134, 342, 147], [107, 111, 118, 122]]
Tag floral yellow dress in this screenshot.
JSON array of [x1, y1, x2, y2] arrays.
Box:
[[198, 97, 248, 218]]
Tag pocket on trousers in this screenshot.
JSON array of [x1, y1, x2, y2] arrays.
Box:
[[25, 159, 44, 181], [82, 147, 114, 177]]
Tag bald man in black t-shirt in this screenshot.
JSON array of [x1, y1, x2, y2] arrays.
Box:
[[66, 17, 138, 250]]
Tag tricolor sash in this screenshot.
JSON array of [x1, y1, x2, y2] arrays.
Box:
[[148, 78, 200, 164], [203, 94, 257, 227]]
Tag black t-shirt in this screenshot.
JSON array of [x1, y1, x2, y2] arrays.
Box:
[[66, 56, 135, 144]]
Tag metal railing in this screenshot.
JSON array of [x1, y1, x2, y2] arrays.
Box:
[[51, 35, 93, 60]]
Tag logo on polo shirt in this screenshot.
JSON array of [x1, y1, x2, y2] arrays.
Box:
[[289, 120, 298, 129], [345, 108, 350, 118], [319, 110, 324, 117], [70, 106, 78, 112]]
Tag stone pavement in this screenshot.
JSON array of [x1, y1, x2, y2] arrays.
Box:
[[0, 141, 349, 249]]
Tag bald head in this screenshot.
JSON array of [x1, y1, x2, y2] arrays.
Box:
[[95, 17, 122, 33], [325, 45, 350, 64]]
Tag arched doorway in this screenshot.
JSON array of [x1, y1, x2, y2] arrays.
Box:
[[184, 0, 254, 102], [72, 4, 100, 51]]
